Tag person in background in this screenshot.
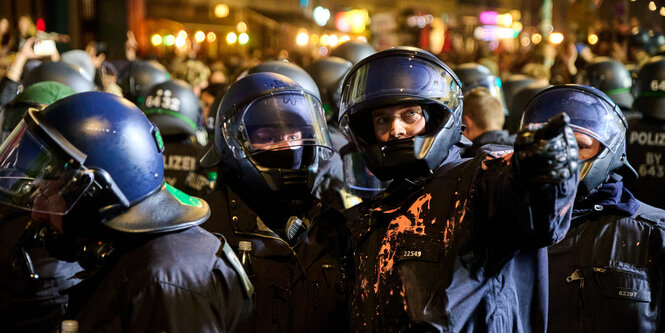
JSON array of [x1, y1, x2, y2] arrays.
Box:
[[461, 87, 514, 158]]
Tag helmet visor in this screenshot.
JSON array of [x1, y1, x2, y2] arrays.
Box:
[[520, 89, 626, 153], [222, 91, 333, 161], [342, 148, 389, 197], [0, 121, 94, 215], [340, 55, 462, 117]]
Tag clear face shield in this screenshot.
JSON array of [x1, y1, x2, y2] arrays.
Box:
[[222, 91, 333, 170], [0, 120, 95, 215], [341, 144, 390, 198]]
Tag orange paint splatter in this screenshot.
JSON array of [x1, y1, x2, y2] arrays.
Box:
[[374, 193, 432, 293]]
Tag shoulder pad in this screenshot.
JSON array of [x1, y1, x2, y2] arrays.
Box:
[[634, 201, 665, 225], [214, 233, 254, 298]]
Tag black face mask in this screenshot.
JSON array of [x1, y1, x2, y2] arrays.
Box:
[[252, 147, 305, 169]]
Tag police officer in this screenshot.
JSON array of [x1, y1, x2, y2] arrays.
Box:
[[339, 47, 579, 331], [520, 85, 665, 332], [141, 79, 215, 197], [247, 60, 347, 210], [0, 81, 79, 332], [0, 92, 252, 331], [626, 56, 665, 208], [200, 72, 351, 332], [578, 57, 636, 118]]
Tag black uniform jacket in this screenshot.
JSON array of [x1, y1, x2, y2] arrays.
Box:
[[347, 145, 577, 332], [67, 226, 252, 332], [203, 184, 352, 333], [549, 184, 665, 333]]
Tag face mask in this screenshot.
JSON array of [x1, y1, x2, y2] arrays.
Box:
[[252, 147, 304, 169]]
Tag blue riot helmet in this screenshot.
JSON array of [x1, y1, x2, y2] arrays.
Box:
[[521, 85, 637, 202], [119, 60, 171, 104], [141, 79, 201, 137], [0, 92, 208, 232], [578, 57, 634, 111], [247, 60, 321, 101], [339, 46, 463, 181], [453, 63, 491, 89], [330, 40, 376, 65], [633, 56, 665, 120], [23, 61, 95, 93], [306, 56, 353, 122], [200, 72, 333, 197]]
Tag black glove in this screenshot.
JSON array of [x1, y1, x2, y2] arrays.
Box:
[[514, 113, 579, 183]]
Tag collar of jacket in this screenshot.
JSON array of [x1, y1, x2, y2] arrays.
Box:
[[221, 184, 334, 274]]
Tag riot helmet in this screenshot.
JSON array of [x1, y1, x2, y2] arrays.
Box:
[[502, 74, 536, 114], [306, 56, 353, 122], [0, 92, 208, 233], [330, 40, 376, 65], [630, 29, 651, 52], [200, 72, 333, 197], [119, 60, 170, 104], [521, 85, 636, 202], [23, 61, 95, 93], [141, 79, 201, 137], [339, 46, 463, 181], [0, 81, 76, 142], [633, 56, 665, 120], [650, 31, 665, 56], [61, 50, 96, 82], [578, 57, 634, 111], [453, 63, 491, 89], [247, 60, 321, 101]]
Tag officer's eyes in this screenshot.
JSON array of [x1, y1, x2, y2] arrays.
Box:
[[401, 110, 422, 124]]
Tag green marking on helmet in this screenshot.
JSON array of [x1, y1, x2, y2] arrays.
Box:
[[153, 127, 165, 151], [164, 182, 203, 207], [605, 87, 631, 96], [144, 108, 198, 132]]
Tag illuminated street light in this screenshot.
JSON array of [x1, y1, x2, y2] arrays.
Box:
[[321, 34, 330, 46], [164, 34, 176, 46], [649, 1, 657, 11], [588, 33, 599, 45], [549, 32, 564, 44], [238, 33, 249, 45], [206, 32, 217, 43], [340, 35, 351, 43], [313, 6, 331, 26], [151, 34, 163, 46], [661, 7, 665, 16], [175, 36, 186, 48], [328, 35, 339, 47], [310, 34, 319, 44], [214, 4, 229, 18], [296, 32, 309, 46], [226, 32, 237, 44], [237, 22, 247, 33], [177, 30, 187, 39], [499, 14, 513, 27], [531, 33, 543, 44], [195, 31, 206, 43]]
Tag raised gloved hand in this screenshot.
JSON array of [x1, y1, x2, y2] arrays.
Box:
[[514, 113, 579, 183]]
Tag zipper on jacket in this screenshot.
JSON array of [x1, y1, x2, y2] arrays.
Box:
[[566, 268, 585, 288]]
